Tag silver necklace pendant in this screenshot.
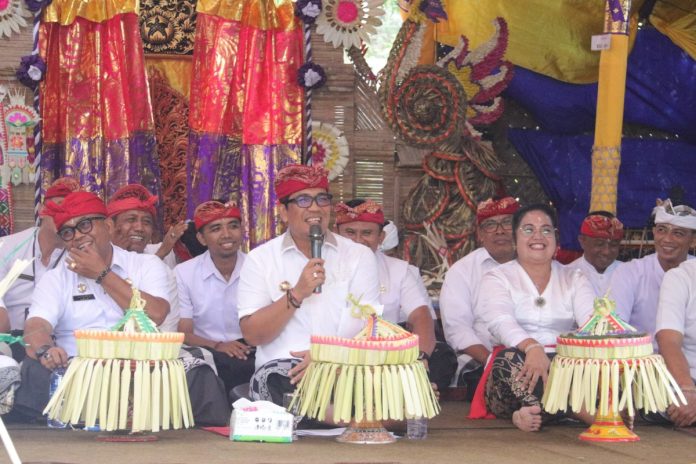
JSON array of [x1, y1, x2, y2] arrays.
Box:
[[535, 296, 546, 307]]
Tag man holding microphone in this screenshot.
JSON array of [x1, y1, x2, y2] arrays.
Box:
[[237, 164, 381, 406]]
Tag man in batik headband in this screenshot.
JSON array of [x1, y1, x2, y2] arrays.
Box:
[[566, 211, 624, 296], [334, 199, 456, 392], [237, 164, 380, 408], [0, 177, 80, 355], [611, 198, 696, 336], [175, 201, 255, 398], [107, 184, 187, 268], [440, 196, 519, 398], [14, 191, 172, 420]]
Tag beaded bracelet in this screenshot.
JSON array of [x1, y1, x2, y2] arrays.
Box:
[[95, 266, 112, 285]]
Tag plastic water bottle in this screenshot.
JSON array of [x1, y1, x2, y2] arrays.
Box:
[[47, 367, 67, 428], [406, 417, 428, 439]]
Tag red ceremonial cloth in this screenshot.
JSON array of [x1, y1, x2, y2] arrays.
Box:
[[45, 177, 80, 200], [467, 345, 504, 419], [274, 165, 329, 200], [334, 200, 385, 225], [476, 197, 520, 224], [580, 215, 624, 240], [42, 191, 107, 229], [194, 201, 242, 230], [107, 184, 158, 219]]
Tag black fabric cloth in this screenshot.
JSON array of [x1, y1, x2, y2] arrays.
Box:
[[457, 364, 484, 402], [210, 342, 256, 395], [428, 341, 457, 392], [9, 330, 26, 363], [13, 356, 50, 419], [484, 347, 558, 421], [186, 364, 231, 426]]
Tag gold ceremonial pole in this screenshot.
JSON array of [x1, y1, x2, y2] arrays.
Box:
[[590, 0, 632, 214]]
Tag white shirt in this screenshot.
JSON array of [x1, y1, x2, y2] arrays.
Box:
[[376, 251, 434, 323], [440, 248, 500, 354], [566, 256, 622, 297], [144, 243, 177, 268], [477, 260, 596, 349], [238, 231, 380, 370], [143, 243, 179, 332], [28, 245, 175, 357], [656, 260, 696, 380], [0, 227, 66, 330], [609, 253, 694, 335], [175, 250, 246, 342]]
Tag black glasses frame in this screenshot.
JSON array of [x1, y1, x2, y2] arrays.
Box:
[[58, 216, 106, 241], [283, 193, 333, 209]]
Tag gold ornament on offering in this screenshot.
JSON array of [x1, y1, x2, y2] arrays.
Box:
[[542, 294, 685, 442], [43, 288, 193, 433], [292, 294, 440, 444]]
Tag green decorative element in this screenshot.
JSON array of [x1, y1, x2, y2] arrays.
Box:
[[0, 333, 25, 345], [576, 294, 638, 336], [111, 309, 158, 333], [109, 288, 159, 333]]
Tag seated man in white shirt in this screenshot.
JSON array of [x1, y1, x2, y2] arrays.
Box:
[[655, 260, 696, 427], [13, 191, 171, 419], [237, 165, 381, 406], [334, 199, 455, 391], [175, 201, 255, 397], [609, 198, 696, 335], [0, 177, 80, 361], [106, 184, 182, 332], [440, 196, 519, 398], [106, 184, 187, 270], [566, 211, 624, 297]]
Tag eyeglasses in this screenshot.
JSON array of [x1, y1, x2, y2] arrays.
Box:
[[480, 217, 513, 233], [58, 216, 105, 241], [283, 193, 333, 209], [518, 225, 556, 237]]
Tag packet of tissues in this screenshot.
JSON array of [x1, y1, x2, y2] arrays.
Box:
[[229, 398, 293, 443]]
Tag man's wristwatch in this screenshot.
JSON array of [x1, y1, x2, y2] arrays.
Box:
[[35, 344, 53, 360]]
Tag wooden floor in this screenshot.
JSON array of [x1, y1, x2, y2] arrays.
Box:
[[5, 401, 696, 464]]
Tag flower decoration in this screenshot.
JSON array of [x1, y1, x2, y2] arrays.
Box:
[[24, 0, 52, 13], [316, 0, 385, 50], [16, 54, 46, 89], [0, 0, 31, 38], [295, 0, 322, 24], [310, 121, 349, 181], [297, 62, 327, 90]]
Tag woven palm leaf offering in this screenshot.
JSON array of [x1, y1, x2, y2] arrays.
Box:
[[292, 295, 440, 444], [542, 295, 685, 442], [43, 289, 193, 434]]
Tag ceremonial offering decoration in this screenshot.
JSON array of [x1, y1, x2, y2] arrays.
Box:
[[310, 121, 349, 180], [44, 289, 193, 434], [0, 0, 30, 39], [292, 295, 439, 444], [542, 295, 685, 442], [316, 0, 385, 50]]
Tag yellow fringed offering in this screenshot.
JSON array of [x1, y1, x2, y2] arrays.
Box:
[[43, 288, 193, 433], [542, 295, 685, 442], [293, 295, 440, 427]]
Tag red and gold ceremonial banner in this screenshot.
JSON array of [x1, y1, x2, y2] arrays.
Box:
[[39, 1, 160, 200], [187, 0, 304, 248]]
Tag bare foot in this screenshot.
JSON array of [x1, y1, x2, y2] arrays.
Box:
[[512, 405, 542, 432]]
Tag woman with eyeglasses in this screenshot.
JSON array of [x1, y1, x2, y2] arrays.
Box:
[[471, 203, 596, 432]]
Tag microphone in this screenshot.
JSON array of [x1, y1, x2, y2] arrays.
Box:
[[309, 224, 324, 293]]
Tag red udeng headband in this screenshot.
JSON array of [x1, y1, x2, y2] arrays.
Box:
[[580, 215, 624, 240], [194, 201, 241, 230], [334, 200, 385, 225]]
